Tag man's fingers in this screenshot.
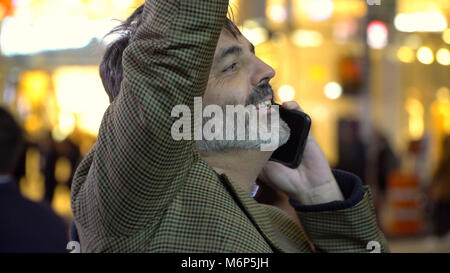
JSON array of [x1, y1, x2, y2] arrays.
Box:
[[257, 162, 281, 186]]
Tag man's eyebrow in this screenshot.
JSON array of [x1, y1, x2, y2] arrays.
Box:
[[213, 43, 256, 66], [215, 45, 243, 64]]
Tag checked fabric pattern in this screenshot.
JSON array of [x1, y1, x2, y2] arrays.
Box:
[[71, 0, 389, 253]]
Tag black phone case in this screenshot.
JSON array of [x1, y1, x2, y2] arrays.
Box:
[[269, 103, 311, 169]]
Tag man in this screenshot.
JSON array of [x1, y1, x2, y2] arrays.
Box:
[[0, 107, 68, 253], [71, 0, 389, 252]]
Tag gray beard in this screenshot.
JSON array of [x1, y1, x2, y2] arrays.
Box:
[[195, 109, 291, 152]]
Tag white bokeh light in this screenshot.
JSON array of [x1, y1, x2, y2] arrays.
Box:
[[305, 0, 334, 22], [324, 82, 343, 100], [277, 85, 296, 102]]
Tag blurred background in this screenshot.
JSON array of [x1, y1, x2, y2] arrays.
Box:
[[0, 0, 449, 252]]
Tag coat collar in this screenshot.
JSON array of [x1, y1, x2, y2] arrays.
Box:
[[218, 173, 284, 252]]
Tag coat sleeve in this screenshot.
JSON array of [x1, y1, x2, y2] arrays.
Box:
[[289, 170, 390, 253], [71, 0, 229, 237]]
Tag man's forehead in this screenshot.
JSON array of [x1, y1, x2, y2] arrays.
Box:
[[216, 29, 250, 51]]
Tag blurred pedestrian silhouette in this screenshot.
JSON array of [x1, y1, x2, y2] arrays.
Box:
[[0, 107, 68, 253], [336, 119, 367, 181], [374, 131, 399, 197], [429, 135, 450, 237], [39, 131, 58, 204], [38, 131, 81, 204], [12, 139, 35, 189], [55, 136, 81, 189]]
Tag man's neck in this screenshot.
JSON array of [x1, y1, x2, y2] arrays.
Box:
[[200, 149, 272, 194]]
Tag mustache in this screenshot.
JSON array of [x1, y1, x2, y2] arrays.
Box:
[[246, 83, 274, 106]]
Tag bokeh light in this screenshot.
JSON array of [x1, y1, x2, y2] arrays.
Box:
[[436, 48, 450, 66], [266, 3, 287, 24], [367, 20, 388, 50], [406, 98, 424, 140], [277, 85, 296, 102], [291, 30, 323, 47], [324, 82, 343, 100], [304, 0, 334, 22], [397, 46, 415, 63], [394, 12, 447, 33], [443, 29, 450, 44], [53, 66, 109, 136], [416, 46, 434, 65], [241, 19, 269, 46]]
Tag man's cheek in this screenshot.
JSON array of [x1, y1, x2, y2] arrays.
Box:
[[229, 85, 250, 105]]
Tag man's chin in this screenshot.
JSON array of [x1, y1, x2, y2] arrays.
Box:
[[195, 110, 291, 152], [196, 139, 265, 152]]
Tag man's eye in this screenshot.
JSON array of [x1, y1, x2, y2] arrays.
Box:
[[223, 63, 237, 73]]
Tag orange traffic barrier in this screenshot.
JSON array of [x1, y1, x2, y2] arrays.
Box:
[[385, 169, 423, 236]]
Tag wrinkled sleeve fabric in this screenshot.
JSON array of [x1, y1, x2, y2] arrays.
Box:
[[289, 170, 390, 253], [71, 0, 229, 238]]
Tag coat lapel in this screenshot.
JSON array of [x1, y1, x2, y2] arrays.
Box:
[[219, 173, 284, 252]]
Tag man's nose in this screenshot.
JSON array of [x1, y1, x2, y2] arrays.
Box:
[[251, 58, 276, 87]]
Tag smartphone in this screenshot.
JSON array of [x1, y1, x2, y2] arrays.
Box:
[[269, 102, 311, 169]]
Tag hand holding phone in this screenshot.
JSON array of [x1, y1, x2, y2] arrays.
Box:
[[261, 102, 343, 205], [269, 102, 311, 169]]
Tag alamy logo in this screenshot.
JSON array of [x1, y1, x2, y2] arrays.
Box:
[[67, 241, 80, 253], [367, 241, 381, 253], [367, 0, 381, 5]]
